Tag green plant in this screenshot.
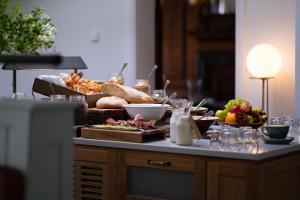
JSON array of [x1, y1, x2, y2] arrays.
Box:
[[0, 0, 56, 54]]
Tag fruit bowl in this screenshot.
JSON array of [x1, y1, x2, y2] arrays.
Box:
[[220, 122, 264, 129], [215, 97, 268, 128]]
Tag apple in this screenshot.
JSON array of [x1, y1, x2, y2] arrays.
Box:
[[230, 105, 240, 113], [240, 102, 251, 113], [247, 115, 254, 124], [215, 110, 227, 121]]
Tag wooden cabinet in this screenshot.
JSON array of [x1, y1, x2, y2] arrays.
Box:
[[207, 154, 300, 200], [207, 161, 254, 200], [118, 151, 206, 200], [74, 145, 117, 200], [74, 145, 300, 200], [257, 154, 300, 200]]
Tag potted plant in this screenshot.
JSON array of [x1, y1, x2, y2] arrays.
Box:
[[0, 0, 56, 54]]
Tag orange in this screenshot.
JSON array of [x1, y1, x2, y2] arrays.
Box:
[[225, 112, 236, 124]]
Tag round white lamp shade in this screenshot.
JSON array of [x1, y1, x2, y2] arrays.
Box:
[[246, 43, 282, 78]]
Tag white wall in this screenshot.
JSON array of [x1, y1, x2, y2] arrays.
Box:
[[0, 0, 155, 97], [236, 0, 296, 117]]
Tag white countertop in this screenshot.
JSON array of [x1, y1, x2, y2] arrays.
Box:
[[73, 136, 300, 161]]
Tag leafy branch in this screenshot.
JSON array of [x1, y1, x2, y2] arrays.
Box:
[[0, 0, 56, 54]]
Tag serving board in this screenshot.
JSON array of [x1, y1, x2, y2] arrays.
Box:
[[81, 127, 166, 143]]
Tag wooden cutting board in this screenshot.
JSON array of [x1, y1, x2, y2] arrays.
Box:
[[81, 127, 166, 143]]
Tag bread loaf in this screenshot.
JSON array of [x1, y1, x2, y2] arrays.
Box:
[[96, 96, 128, 109], [101, 82, 153, 103]]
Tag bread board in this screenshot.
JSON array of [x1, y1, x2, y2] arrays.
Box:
[[81, 127, 166, 143]]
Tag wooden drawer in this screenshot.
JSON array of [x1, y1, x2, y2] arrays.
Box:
[[75, 146, 110, 163], [125, 151, 197, 172]]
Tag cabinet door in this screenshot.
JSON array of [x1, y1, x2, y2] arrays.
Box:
[[118, 151, 206, 200], [207, 161, 253, 200], [257, 154, 300, 200], [74, 145, 117, 200]]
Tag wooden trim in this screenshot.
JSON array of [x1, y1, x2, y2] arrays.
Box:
[[75, 146, 108, 163], [118, 152, 127, 200], [194, 159, 206, 200], [127, 194, 166, 200]]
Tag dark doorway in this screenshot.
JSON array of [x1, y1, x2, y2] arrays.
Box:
[[155, 0, 235, 110]]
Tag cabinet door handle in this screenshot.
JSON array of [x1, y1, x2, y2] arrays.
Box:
[[147, 160, 171, 167]]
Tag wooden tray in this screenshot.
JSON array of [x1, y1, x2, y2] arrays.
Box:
[[81, 127, 166, 143], [32, 78, 106, 108]]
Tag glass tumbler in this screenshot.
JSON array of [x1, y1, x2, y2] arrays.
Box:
[[69, 95, 88, 125], [50, 94, 66, 101], [12, 92, 26, 100], [270, 117, 284, 125]]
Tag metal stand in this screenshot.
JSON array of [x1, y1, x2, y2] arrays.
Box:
[[261, 78, 269, 116], [250, 77, 273, 117], [13, 70, 17, 93]]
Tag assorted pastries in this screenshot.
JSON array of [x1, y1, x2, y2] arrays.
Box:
[[62, 72, 102, 94], [52, 72, 155, 109]]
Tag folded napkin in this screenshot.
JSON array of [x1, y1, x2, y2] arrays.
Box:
[[38, 75, 66, 86]]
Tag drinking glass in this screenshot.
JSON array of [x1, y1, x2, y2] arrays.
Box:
[[50, 94, 66, 101], [209, 129, 221, 149], [12, 92, 26, 100], [283, 116, 300, 137], [270, 117, 284, 125], [220, 130, 239, 151]]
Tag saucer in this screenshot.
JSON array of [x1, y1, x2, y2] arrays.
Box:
[[261, 136, 294, 144]]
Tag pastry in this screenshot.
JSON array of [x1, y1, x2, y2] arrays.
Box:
[[101, 82, 153, 103], [96, 96, 128, 109]]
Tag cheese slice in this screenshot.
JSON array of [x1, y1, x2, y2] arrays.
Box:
[[93, 124, 138, 131]]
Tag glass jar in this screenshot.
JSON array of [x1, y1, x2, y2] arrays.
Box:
[[12, 92, 26, 100], [169, 99, 193, 143], [69, 95, 88, 125], [50, 94, 66, 101], [152, 89, 168, 103], [107, 73, 124, 85], [134, 79, 150, 95]]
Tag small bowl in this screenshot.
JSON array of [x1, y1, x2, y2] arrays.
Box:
[[190, 107, 208, 116], [193, 116, 218, 134], [123, 104, 168, 120]]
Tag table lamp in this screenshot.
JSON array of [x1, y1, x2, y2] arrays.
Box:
[[246, 43, 282, 116]]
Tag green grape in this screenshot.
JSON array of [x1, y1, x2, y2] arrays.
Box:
[[224, 97, 247, 111]]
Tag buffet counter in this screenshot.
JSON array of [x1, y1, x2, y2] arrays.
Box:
[[73, 136, 300, 200], [73, 137, 300, 161]]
